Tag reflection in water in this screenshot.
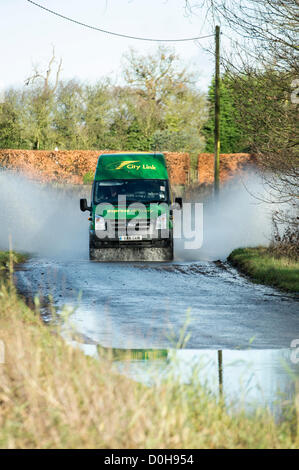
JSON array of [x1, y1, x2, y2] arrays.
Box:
[[83, 345, 299, 422], [97, 345, 168, 361], [218, 350, 223, 398]]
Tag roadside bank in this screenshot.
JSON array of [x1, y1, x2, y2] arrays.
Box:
[[0, 251, 298, 448], [228, 247, 299, 293]]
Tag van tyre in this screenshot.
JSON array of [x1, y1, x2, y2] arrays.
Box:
[[89, 248, 96, 261]]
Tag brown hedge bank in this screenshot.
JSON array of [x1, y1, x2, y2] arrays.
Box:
[[0, 149, 190, 185], [198, 153, 256, 185], [0, 150, 256, 186]]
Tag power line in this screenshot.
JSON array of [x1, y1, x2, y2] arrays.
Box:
[[26, 0, 214, 43]]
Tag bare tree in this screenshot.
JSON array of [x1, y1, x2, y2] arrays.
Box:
[[24, 48, 62, 149], [25, 46, 62, 97], [186, 0, 298, 241]]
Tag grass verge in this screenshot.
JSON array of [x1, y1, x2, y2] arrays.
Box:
[[0, 250, 298, 448], [0, 251, 28, 269], [228, 247, 299, 293]]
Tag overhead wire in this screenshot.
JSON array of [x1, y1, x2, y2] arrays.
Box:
[[26, 0, 214, 43]]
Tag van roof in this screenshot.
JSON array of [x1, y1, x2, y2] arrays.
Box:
[[100, 152, 165, 157], [95, 153, 168, 180]]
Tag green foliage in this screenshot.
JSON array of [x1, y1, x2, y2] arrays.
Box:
[[82, 81, 112, 149], [21, 84, 57, 150], [82, 172, 94, 185], [0, 48, 207, 154], [0, 251, 28, 273], [122, 47, 206, 153], [53, 80, 85, 149], [203, 75, 248, 153], [0, 98, 21, 149], [125, 120, 152, 151]]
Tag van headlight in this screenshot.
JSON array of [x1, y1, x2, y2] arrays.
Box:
[[156, 213, 167, 230], [95, 215, 106, 231]]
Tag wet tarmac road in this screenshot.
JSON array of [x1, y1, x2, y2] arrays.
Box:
[[16, 255, 299, 350]]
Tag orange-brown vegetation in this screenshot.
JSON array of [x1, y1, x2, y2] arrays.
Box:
[[0, 150, 256, 186], [198, 153, 256, 185], [0, 150, 190, 185]]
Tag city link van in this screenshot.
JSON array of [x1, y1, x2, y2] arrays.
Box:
[[80, 153, 182, 261]]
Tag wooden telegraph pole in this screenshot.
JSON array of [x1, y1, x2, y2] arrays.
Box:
[[214, 25, 220, 195]]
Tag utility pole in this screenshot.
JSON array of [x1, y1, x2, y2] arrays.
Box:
[[214, 25, 220, 195]]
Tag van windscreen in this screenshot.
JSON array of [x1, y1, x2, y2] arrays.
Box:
[[93, 179, 170, 204]]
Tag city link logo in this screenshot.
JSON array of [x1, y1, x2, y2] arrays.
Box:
[[108, 160, 157, 171]]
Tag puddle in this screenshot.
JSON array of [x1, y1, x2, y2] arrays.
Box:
[[77, 344, 299, 422]]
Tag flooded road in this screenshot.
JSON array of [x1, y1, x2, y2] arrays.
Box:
[[15, 256, 299, 419], [16, 256, 299, 350]]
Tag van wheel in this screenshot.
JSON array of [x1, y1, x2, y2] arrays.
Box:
[[89, 246, 97, 261], [170, 241, 174, 260]]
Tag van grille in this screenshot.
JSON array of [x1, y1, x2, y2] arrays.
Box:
[[106, 218, 152, 235]]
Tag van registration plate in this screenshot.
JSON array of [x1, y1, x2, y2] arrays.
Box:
[[119, 235, 143, 241]]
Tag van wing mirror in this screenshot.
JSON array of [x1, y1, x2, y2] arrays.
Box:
[[174, 197, 182, 209], [80, 198, 91, 212]]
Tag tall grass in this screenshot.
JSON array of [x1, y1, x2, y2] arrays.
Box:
[[0, 252, 298, 448]]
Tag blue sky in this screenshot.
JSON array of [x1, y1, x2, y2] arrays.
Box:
[[1, 0, 231, 93]]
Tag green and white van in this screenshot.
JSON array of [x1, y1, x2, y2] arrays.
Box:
[[80, 153, 182, 261]]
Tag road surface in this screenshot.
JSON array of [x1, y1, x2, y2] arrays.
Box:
[[16, 256, 299, 350]]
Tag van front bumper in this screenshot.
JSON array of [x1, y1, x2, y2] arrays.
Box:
[[89, 230, 173, 249]]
